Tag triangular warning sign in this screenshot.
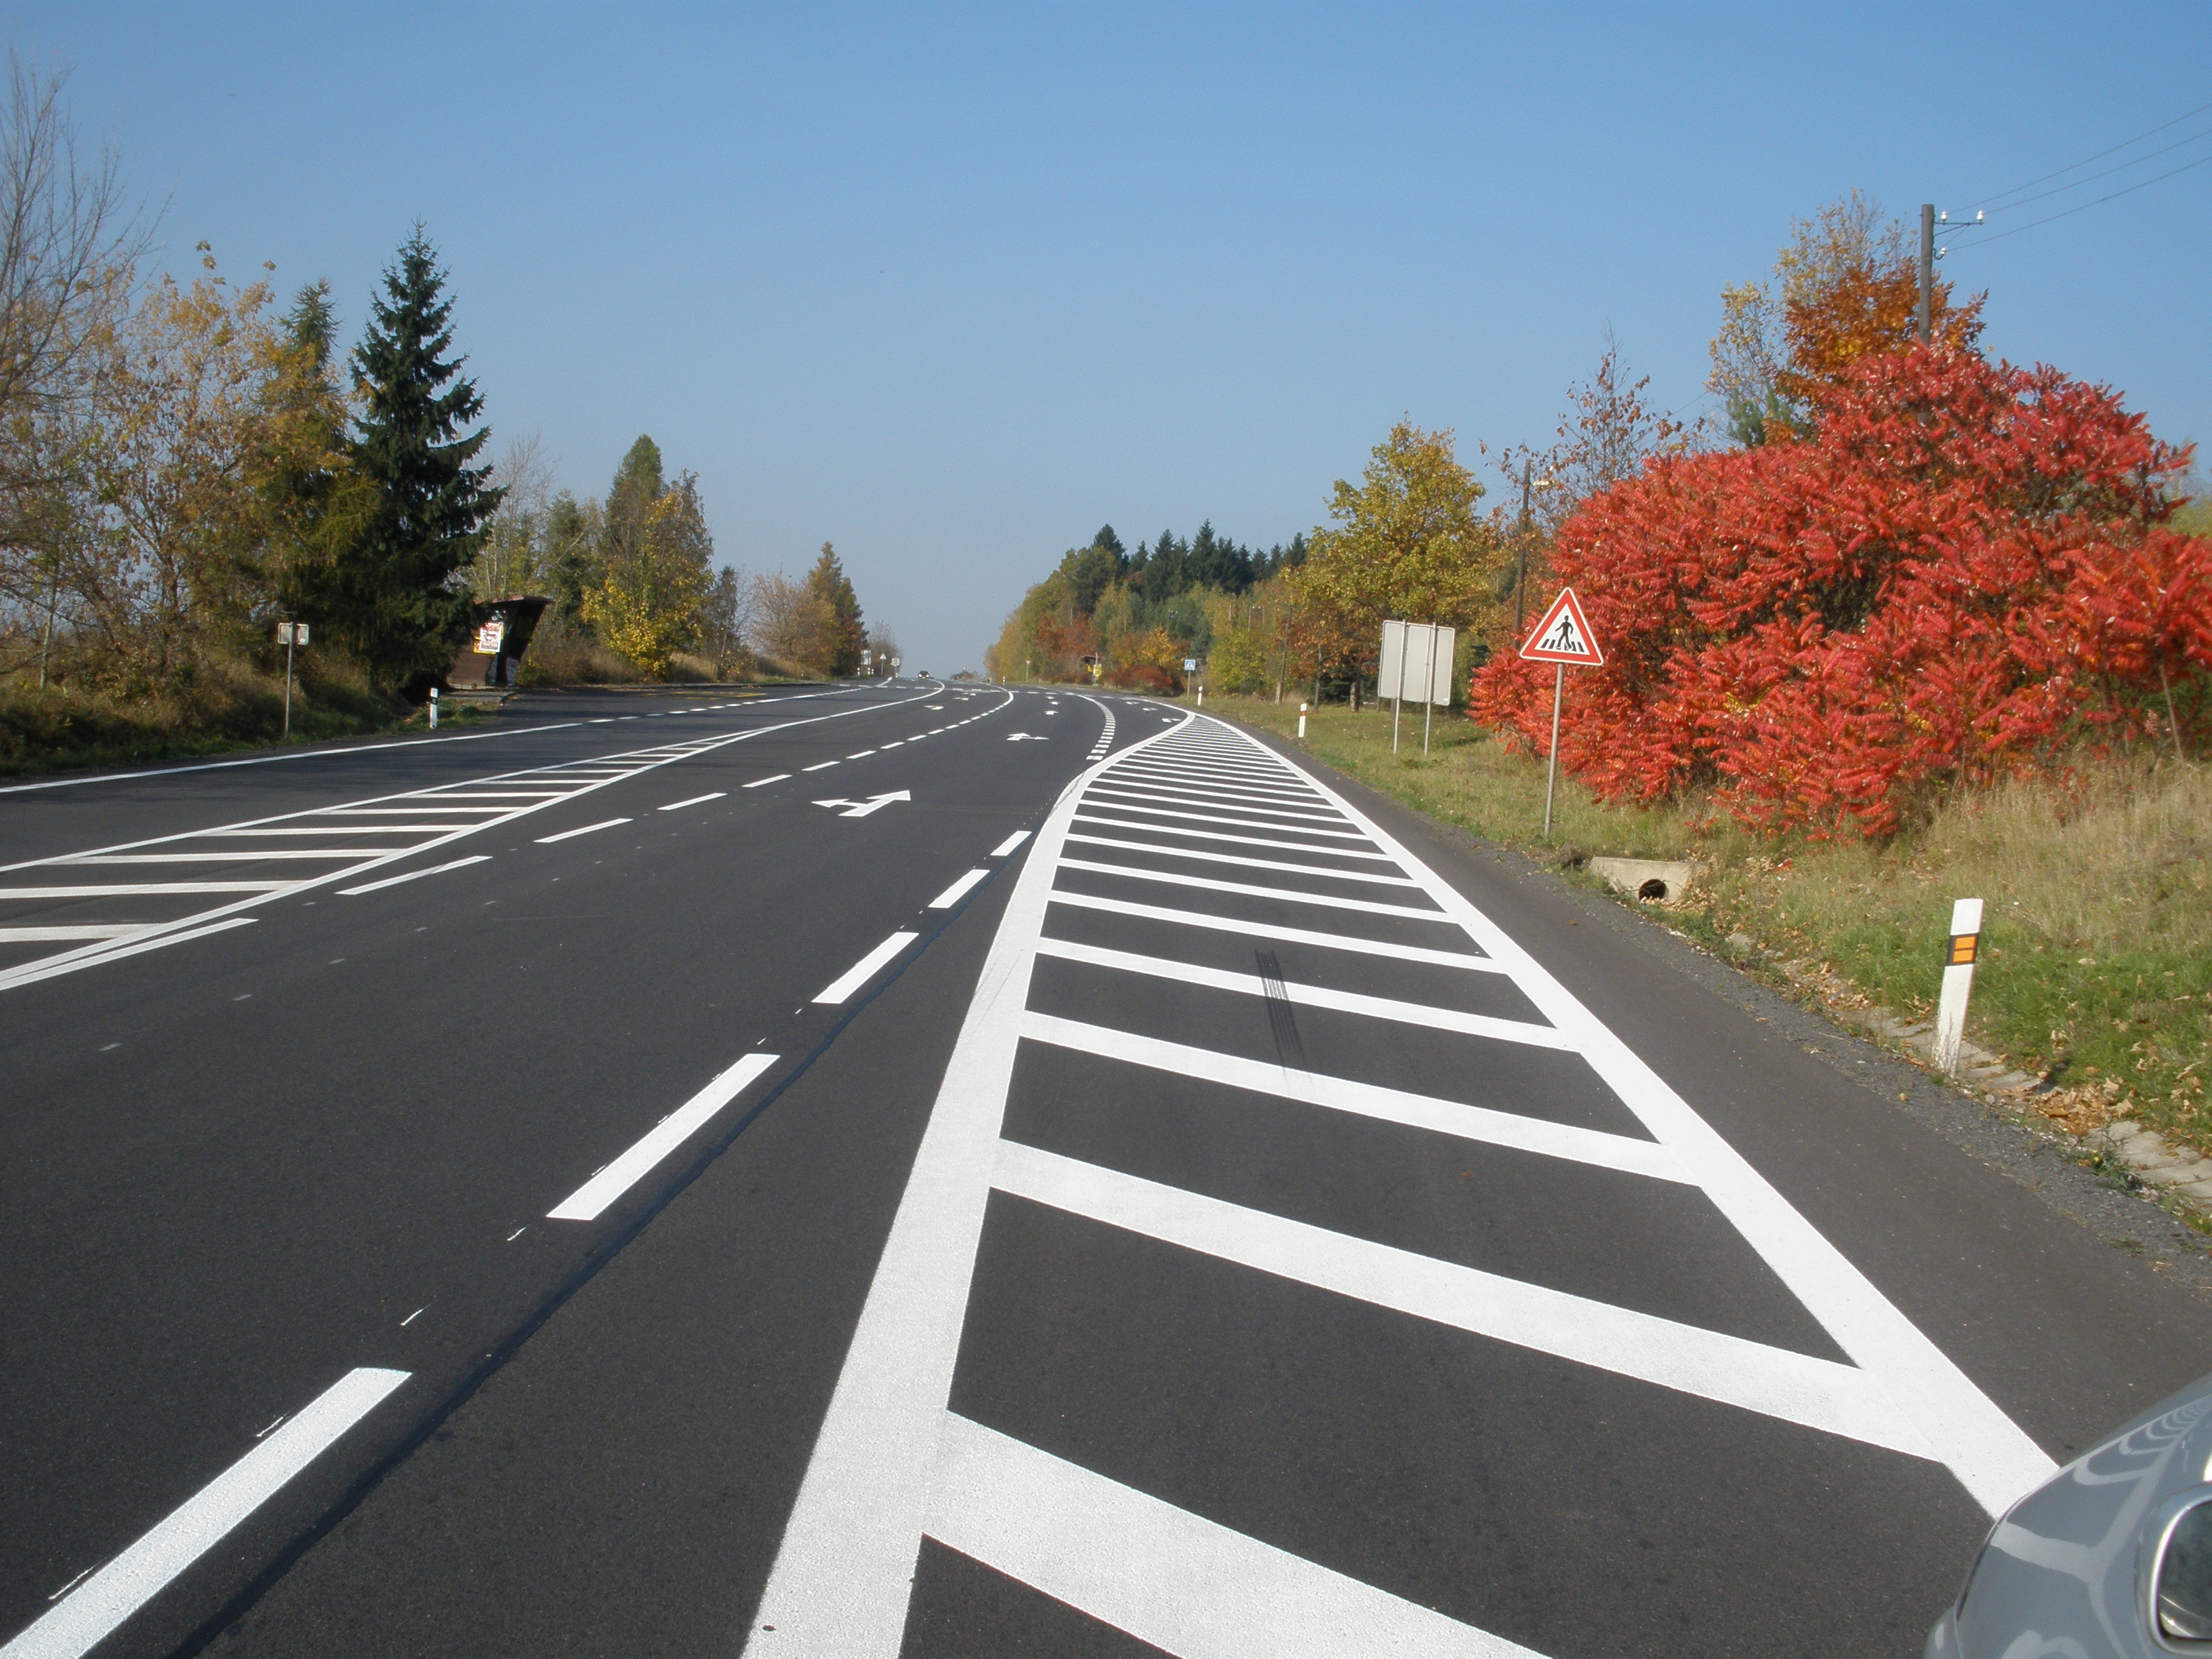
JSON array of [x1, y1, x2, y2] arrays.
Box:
[[1519, 587, 1604, 665]]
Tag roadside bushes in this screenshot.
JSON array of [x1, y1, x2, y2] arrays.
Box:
[[1472, 346, 2212, 836]]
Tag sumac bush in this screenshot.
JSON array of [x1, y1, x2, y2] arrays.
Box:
[[1472, 346, 2212, 836]]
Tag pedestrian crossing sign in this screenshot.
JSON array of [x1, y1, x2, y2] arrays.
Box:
[[1519, 587, 1605, 665]]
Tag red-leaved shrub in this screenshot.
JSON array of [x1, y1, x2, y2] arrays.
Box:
[[1472, 347, 2211, 836]]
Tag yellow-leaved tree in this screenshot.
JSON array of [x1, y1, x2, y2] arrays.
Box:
[[583, 471, 713, 678], [1289, 421, 1498, 687]]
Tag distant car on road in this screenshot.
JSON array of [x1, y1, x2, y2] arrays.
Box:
[[1930, 1368, 2212, 1656]]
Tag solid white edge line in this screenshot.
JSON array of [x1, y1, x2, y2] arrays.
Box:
[[742, 712, 1195, 1657], [813, 931, 921, 1004], [658, 792, 727, 811], [336, 855, 492, 896], [533, 818, 632, 844], [547, 1052, 781, 1221], [989, 830, 1031, 857], [1, 1368, 408, 1659], [927, 869, 990, 910]]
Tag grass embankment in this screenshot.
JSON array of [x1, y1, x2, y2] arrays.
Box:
[[1195, 692, 2212, 1150], [0, 664, 415, 777]]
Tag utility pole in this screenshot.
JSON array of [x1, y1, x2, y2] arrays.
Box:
[[1515, 459, 1534, 636], [1917, 203, 1935, 346]]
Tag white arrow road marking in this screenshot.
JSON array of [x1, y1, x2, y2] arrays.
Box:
[[810, 792, 911, 818]]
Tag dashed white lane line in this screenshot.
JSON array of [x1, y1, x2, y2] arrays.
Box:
[[989, 830, 1031, 857], [3, 1368, 409, 1659], [926, 869, 990, 910], [534, 819, 632, 845], [746, 775, 792, 787], [846, 750, 877, 759], [547, 1051, 781, 1222], [813, 931, 919, 1004], [337, 855, 493, 897], [659, 793, 727, 812], [803, 762, 840, 773]]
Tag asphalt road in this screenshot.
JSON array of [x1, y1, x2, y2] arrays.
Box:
[[5, 682, 2211, 1658]]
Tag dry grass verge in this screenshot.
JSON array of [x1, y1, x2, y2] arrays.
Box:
[[1200, 692, 2211, 1151]]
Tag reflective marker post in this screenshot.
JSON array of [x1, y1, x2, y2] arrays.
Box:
[[1933, 897, 1984, 1076]]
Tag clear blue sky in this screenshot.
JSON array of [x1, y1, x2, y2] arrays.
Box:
[[16, 3, 2209, 672]]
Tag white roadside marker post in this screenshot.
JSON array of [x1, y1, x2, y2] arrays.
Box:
[[428, 686, 438, 730], [1933, 897, 1984, 1076], [1298, 701, 1308, 740]]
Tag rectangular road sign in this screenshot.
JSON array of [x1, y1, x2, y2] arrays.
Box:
[[276, 621, 309, 645], [1519, 588, 1603, 665], [1377, 621, 1455, 707]]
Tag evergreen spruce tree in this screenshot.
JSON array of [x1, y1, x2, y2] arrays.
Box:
[[337, 228, 501, 687]]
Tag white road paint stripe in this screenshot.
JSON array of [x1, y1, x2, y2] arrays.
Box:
[[927, 869, 990, 910], [1086, 786, 1347, 824], [1001, 887, 1484, 968], [1064, 833, 1422, 888], [546, 1052, 781, 1222], [1187, 714, 2057, 1515], [533, 818, 632, 844], [742, 717, 1193, 1658], [1071, 812, 1397, 861], [0, 883, 290, 898], [659, 792, 727, 811], [1067, 800, 1370, 840], [989, 830, 1031, 857], [1022, 1011, 1665, 1176], [337, 855, 492, 896], [0, 1367, 408, 1659], [0, 722, 588, 796], [0, 926, 146, 941], [0, 918, 260, 990], [1032, 937, 1567, 1045], [813, 931, 920, 1004], [1096, 769, 1325, 804], [994, 1141, 1928, 1459], [924, 1414, 1542, 1658], [62, 851, 406, 863], [745, 775, 792, 787], [803, 761, 839, 772], [203, 826, 452, 836], [847, 750, 877, 758], [1057, 858, 1451, 921]]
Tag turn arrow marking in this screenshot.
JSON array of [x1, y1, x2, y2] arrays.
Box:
[[810, 791, 912, 818]]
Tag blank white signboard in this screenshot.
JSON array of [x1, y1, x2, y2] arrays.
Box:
[[1376, 621, 1456, 707]]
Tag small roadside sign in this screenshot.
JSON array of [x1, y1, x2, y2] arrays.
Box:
[[1520, 588, 1605, 838], [1183, 658, 1197, 672], [276, 621, 308, 645], [473, 620, 504, 655], [1519, 588, 1602, 664]]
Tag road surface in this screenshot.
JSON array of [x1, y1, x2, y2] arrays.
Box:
[[4, 680, 2209, 1658]]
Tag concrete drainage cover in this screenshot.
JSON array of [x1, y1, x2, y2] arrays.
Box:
[[1589, 857, 1697, 901]]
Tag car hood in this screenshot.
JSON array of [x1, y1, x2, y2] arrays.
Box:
[[1960, 1370, 2212, 1658]]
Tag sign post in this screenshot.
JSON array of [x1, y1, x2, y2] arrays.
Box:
[[1377, 621, 1457, 755], [276, 621, 308, 740], [1517, 588, 1603, 837]]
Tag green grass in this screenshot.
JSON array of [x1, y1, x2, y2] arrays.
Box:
[[0, 668, 412, 776], [1195, 691, 2212, 1146]]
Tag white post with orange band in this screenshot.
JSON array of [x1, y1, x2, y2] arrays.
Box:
[[1932, 897, 1984, 1076]]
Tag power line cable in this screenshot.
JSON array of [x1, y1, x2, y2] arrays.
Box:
[[1980, 124, 2212, 213], [1955, 152, 2212, 249], [1971, 97, 2212, 210]]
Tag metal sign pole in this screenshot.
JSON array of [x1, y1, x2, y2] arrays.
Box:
[[1543, 661, 1564, 837], [1391, 622, 1408, 754], [1422, 622, 1437, 755], [283, 626, 295, 741]]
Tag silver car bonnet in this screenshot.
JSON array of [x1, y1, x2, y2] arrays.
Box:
[[1957, 1371, 2212, 1658]]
